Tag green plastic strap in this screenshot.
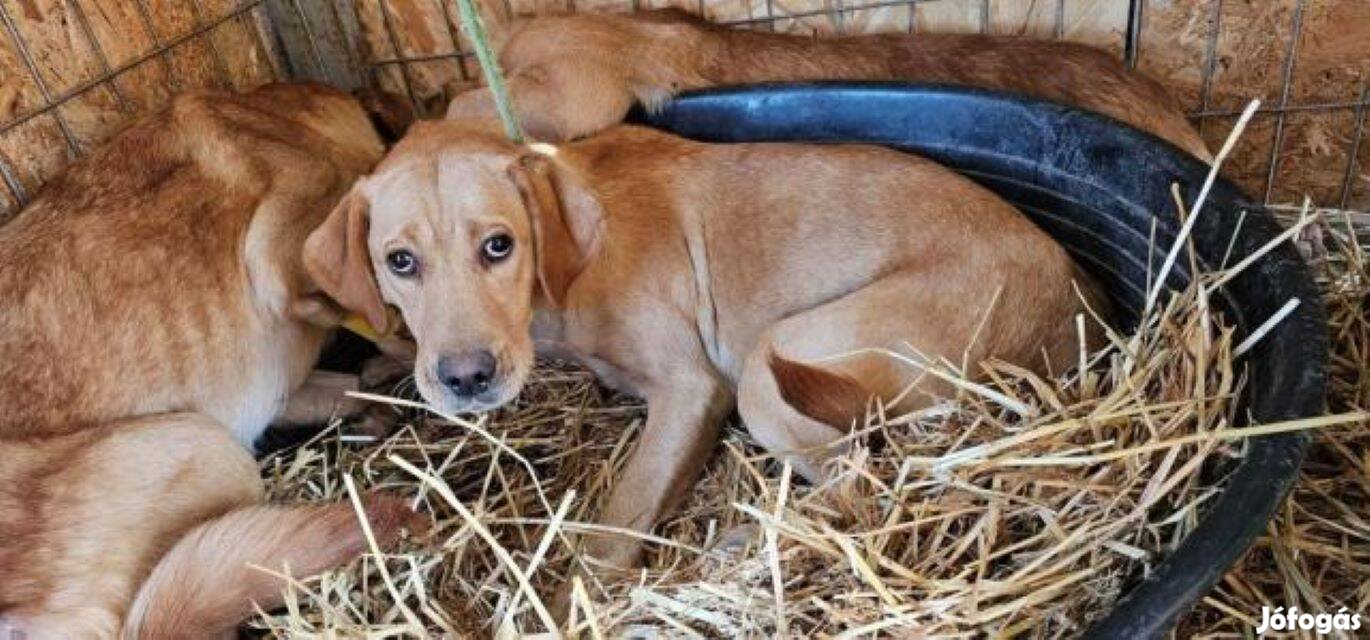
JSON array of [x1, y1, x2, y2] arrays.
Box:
[[453, 0, 524, 143]]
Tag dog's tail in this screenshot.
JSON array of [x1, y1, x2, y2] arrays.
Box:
[[121, 493, 421, 639], [768, 351, 871, 430]]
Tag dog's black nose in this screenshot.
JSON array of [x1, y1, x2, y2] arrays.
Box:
[[438, 350, 497, 398]]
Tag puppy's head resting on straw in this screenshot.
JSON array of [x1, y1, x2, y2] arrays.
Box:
[[304, 119, 597, 414]]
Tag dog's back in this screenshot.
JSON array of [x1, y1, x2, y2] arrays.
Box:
[[468, 11, 1206, 158], [0, 84, 384, 444], [702, 28, 1202, 158], [559, 125, 1106, 380]]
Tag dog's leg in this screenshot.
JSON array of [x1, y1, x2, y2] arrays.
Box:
[[1, 414, 421, 638], [553, 371, 731, 618], [361, 338, 417, 388], [576, 370, 733, 576], [0, 414, 262, 637], [737, 345, 872, 483], [274, 370, 365, 427]]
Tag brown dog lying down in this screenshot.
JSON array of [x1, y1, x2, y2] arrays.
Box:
[[304, 120, 1105, 585], [0, 84, 420, 636], [447, 9, 1209, 158]]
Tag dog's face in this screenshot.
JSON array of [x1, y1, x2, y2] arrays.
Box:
[[304, 124, 593, 414]]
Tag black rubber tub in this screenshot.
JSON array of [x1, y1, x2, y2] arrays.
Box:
[[632, 83, 1329, 638]]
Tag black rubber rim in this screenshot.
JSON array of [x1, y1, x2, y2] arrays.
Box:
[[632, 82, 1329, 638]]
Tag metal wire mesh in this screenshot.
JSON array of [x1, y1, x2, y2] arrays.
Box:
[[0, 0, 282, 210], [325, 0, 1366, 210], [1, 0, 1365, 213]]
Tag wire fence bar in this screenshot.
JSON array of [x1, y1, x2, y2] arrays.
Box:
[[1338, 83, 1368, 209], [375, 0, 423, 111], [432, 0, 474, 82], [1262, 0, 1307, 204], [130, 0, 188, 92], [188, 0, 241, 87], [0, 1, 83, 154], [0, 0, 270, 140], [1196, 0, 1222, 127], [1190, 98, 1370, 120], [0, 157, 26, 205], [371, 50, 469, 67], [66, 0, 133, 116], [1124, 0, 1143, 70]]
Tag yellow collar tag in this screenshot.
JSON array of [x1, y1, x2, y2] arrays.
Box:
[[341, 308, 399, 343]]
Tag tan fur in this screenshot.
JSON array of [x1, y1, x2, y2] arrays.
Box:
[[124, 492, 421, 639], [0, 83, 386, 445], [310, 119, 1107, 590], [0, 416, 418, 639], [446, 9, 1210, 159], [0, 84, 418, 636]]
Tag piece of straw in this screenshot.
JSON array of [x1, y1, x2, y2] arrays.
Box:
[[1144, 98, 1261, 314]]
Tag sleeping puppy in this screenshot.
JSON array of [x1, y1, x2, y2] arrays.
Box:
[[446, 9, 1209, 159], [0, 83, 420, 637], [303, 120, 1104, 594]]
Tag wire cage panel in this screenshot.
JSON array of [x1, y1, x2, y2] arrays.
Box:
[[327, 0, 1366, 214], [0, 0, 283, 219], [1, 0, 1366, 222]]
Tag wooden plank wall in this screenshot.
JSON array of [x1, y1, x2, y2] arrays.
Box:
[[1, 0, 1365, 221]]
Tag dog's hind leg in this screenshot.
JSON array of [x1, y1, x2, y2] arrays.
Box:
[[0, 414, 262, 637], [738, 343, 893, 483], [1, 413, 420, 638], [737, 270, 981, 483]]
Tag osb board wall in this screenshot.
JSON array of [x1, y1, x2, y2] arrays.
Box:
[[1138, 0, 1368, 209], [0, 0, 280, 220], [1, 0, 1366, 222]]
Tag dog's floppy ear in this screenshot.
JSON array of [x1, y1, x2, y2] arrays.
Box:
[[303, 189, 391, 334], [506, 151, 598, 308]]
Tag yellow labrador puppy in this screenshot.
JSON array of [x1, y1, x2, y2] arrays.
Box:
[[447, 9, 1209, 158], [305, 120, 1102, 581], [0, 84, 420, 637]]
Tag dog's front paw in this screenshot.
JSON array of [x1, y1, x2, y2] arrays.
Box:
[[360, 352, 414, 389]]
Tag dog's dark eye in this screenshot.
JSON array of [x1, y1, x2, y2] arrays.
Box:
[[482, 234, 514, 264], [386, 249, 419, 277]]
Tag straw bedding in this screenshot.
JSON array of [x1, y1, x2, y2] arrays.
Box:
[[247, 196, 1369, 638]]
